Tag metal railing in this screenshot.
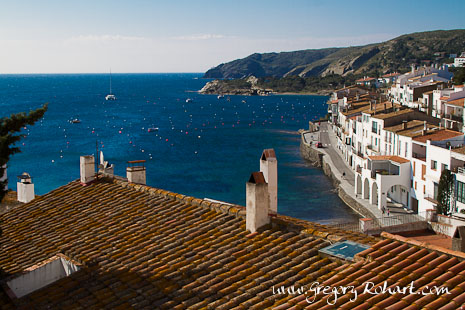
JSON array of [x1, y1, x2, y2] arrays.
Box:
[[371, 211, 427, 229], [328, 221, 361, 232], [445, 114, 463, 122], [327, 211, 428, 234]]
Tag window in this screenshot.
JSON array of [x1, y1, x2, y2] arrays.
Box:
[[405, 142, 408, 157], [372, 121, 378, 134], [423, 185, 426, 194], [413, 162, 416, 176], [458, 181, 465, 204], [442, 164, 449, 171], [434, 182, 439, 200], [431, 160, 437, 170], [422, 165, 426, 180]]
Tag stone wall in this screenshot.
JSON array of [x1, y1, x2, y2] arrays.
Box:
[[300, 133, 376, 220]]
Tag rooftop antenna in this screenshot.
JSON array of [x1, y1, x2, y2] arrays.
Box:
[[95, 140, 99, 180]]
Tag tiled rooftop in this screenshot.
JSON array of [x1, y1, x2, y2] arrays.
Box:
[[2, 177, 465, 309], [384, 120, 439, 136], [413, 129, 464, 143], [368, 155, 410, 164], [445, 98, 465, 107], [370, 108, 413, 120], [0, 176, 378, 309]]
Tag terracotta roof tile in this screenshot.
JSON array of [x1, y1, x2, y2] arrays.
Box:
[[413, 129, 463, 143], [4, 177, 465, 309]]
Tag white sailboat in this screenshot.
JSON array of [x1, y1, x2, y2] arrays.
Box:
[[105, 70, 117, 101]]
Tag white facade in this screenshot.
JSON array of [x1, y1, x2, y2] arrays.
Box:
[[246, 172, 270, 233], [7, 255, 80, 298], [455, 57, 465, 68], [80, 155, 95, 184]]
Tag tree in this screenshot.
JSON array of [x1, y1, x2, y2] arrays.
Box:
[[452, 67, 465, 85], [0, 104, 48, 202], [436, 169, 454, 215]]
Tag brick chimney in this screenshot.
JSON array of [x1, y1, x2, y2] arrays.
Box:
[[16, 172, 34, 203], [126, 160, 146, 185], [260, 149, 277, 215], [246, 172, 270, 233], [80, 155, 95, 185]]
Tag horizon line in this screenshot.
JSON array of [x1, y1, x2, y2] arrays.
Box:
[[0, 72, 205, 75]]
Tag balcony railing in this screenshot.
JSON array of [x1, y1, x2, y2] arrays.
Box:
[[412, 152, 426, 161], [457, 167, 465, 175], [445, 114, 463, 122]]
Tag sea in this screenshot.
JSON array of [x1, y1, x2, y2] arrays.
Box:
[[0, 73, 359, 224]]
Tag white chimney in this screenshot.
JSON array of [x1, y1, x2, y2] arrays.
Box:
[[80, 155, 95, 185], [126, 160, 146, 185], [246, 172, 270, 233], [260, 149, 277, 215], [1, 164, 7, 192], [423, 121, 427, 131], [17, 172, 34, 203]]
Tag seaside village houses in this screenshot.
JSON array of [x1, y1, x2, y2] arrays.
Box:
[[327, 63, 465, 220]]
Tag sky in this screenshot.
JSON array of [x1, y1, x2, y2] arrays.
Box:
[[0, 0, 464, 73]]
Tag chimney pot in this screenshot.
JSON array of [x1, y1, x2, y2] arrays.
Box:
[[246, 172, 270, 233], [260, 149, 277, 215], [402, 121, 408, 130], [126, 160, 146, 185], [17, 172, 34, 203], [80, 155, 95, 185]]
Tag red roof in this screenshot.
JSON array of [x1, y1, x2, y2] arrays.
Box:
[[445, 98, 465, 107], [413, 129, 464, 143], [368, 155, 410, 164], [356, 77, 375, 82]]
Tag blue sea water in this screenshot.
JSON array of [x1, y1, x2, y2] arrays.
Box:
[[0, 73, 358, 223]]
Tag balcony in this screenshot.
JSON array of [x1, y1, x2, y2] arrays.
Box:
[[357, 151, 364, 158], [444, 114, 463, 122], [412, 152, 426, 161]]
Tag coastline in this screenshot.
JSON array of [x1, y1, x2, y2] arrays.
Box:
[[299, 125, 379, 221]]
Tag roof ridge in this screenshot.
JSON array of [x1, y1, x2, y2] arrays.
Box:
[[103, 176, 378, 244], [107, 176, 247, 220]]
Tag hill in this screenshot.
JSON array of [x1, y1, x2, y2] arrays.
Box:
[[204, 29, 465, 79]]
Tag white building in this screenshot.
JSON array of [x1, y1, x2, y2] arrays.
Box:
[[454, 56, 465, 68]]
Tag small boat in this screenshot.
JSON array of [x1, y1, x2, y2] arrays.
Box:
[[70, 119, 81, 124], [217, 94, 224, 99], [105, 69, 117, 101], [186, 98, 193, 103], [147, 127, 159, 132], [227, 96, 231, 102]]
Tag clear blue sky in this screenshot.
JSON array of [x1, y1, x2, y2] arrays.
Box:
[[1, 0, 464, 73]]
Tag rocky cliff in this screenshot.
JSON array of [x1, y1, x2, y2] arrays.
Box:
[[204, 29, 465, 79]]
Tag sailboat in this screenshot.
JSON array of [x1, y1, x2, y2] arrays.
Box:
[[105, 70, 117, 101]]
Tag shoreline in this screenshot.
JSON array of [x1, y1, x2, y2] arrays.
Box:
[[299, 127, 378, 221]]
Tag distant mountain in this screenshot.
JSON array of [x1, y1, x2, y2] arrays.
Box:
[[204, 29, 465, 79]]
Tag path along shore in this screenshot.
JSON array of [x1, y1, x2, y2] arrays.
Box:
[[300, 121, 386, 221]]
